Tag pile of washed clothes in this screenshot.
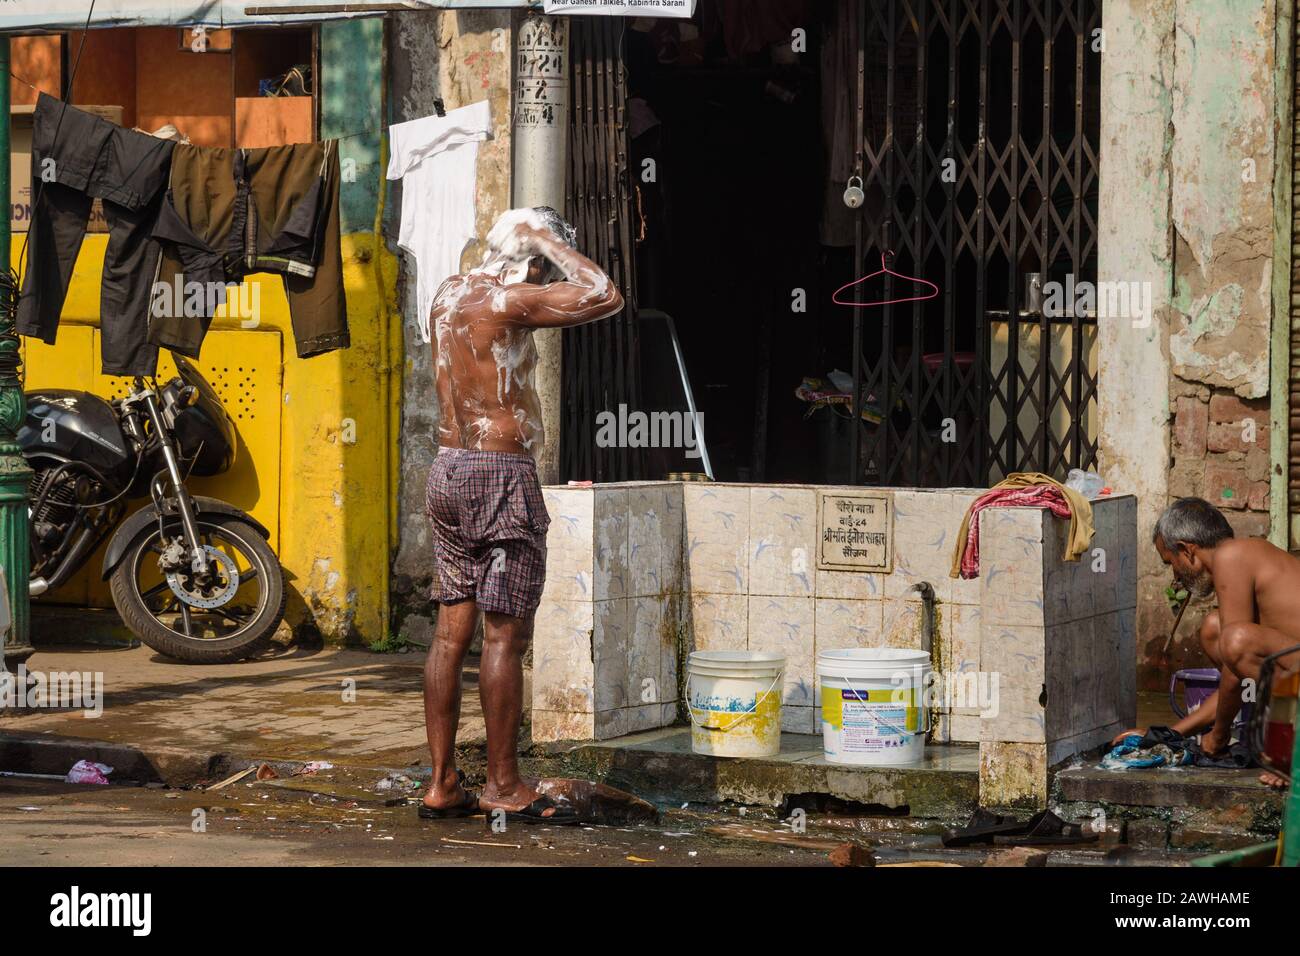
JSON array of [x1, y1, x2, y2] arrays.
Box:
[[1101, 727, 1251, 771]]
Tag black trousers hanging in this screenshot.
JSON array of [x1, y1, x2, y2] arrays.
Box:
[[16, 93, 175, 377]]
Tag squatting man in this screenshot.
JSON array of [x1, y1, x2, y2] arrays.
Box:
[[418, 207, 622, 823], [1115, 497, 1300, 788]]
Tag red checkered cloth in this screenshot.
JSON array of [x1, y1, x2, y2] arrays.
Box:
[[425, 447, 551, 619], [957, 484, 1073, 579]]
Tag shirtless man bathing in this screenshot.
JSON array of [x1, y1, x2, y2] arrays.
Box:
[[1114, 497, 1299, 788], [418, 207, 622, 823]]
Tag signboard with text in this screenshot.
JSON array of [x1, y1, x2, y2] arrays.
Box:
[[816, 491, 893, 573], [0, 1, 528, 32], [543, 0, 697, 18]]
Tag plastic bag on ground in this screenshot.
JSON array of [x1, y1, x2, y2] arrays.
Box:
[[65, 760, 113, 785]]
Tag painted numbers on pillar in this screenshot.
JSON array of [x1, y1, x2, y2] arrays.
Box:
[[516, 16, 568, 129]]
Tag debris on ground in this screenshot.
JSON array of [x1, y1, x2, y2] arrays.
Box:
[[534, 778, 659, 825], [984, 846, 1049, 867], [206, 767, 257, 791], [828, 843, 876, 867], [375, 773, 420, 792], [707, 823, 850, 853], [255, 763, 279, 781], [64, 761, 113, 785], [296, 761, 334, 775], [878, 861, 963, 868], [441, 837, 520, 850]]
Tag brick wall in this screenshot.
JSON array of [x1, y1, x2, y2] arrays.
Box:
[[1163, 382, 1272, 678]]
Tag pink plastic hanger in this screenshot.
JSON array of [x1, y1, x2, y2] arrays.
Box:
[[832, 251, 939, 307]]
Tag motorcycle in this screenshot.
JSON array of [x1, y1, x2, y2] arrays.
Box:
[[18, 356, 286, 663]]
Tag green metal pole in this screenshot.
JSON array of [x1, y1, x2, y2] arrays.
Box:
[[1284, 697, 1300, 866], [0, 35, 34, 666]]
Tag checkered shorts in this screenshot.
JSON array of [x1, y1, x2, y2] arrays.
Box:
[[425, 447, 551, 619]]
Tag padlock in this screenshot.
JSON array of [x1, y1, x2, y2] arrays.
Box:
[[843, 175, 865, 209]]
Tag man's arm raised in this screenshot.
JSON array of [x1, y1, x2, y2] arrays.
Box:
[[505, 225, 624, 329]]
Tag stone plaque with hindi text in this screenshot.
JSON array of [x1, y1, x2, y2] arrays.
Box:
[[816, 491, 893, 572]]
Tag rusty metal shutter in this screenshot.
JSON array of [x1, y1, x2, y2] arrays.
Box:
[[561, 16, 644, 483]]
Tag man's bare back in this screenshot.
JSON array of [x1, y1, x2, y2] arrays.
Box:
[[1212, 537, 1300, 638], [1148, 498, 1300, 784], [429, 218, 623, 459], [431, 273, 545, 454]]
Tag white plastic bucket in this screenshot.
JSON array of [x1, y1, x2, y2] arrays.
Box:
[[685, 651, 785, 758], [817, 648, 931, 766]]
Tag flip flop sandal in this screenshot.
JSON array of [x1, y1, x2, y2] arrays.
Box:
[[417, 770, 482, 820], [991, 810, 1098, 847], [492, 795, 581, 826], [941, 807, 1032, 847]]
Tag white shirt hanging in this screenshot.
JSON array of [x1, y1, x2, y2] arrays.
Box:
[[386, 100, 492, 343]]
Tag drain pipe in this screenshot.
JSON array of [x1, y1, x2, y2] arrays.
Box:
[[911, 582, 935, 657]]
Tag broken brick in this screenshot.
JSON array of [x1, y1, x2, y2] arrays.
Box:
[[1207, 421, 1266, 454], [1203, 462, 1247, 510], [1246, 482, 1269, 512], [828, 843, 876, 867], [1173, 397, 1208, 457], [1207, 393, 1268, 427], [1169, 825, 1261, 852], [983, 846, 1048, 867], [1125, 818, 1169, 848], [1168, 463, 1204, 500], [1226, 510, 1270, 538]]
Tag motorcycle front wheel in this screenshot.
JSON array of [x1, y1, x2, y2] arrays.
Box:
[[109, 512, 287, 664]]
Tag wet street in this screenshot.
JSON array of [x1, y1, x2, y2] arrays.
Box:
[[0, 646, 1277, 866], [0, 773, 841, 867], [0, 768, 1206, 867]]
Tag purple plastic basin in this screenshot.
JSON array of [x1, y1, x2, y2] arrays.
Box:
[[1170, 668, 1253, 727]]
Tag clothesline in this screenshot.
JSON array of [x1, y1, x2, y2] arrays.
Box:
[[19, 94, 351, 377]]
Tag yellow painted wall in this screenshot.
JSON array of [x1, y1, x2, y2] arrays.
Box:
[[15, 228, 401, 643]]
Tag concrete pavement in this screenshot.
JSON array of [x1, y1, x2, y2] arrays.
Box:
[[2, 641, 469, 773]]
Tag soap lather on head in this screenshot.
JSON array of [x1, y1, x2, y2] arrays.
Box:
[[478, 206, 579, 286]]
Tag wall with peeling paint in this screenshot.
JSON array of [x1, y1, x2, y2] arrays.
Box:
[[1169, 2, 1275, 397], [283, 17, 401, 645], [1100, 0, 1289, 688], [388, 10, 515, 644]]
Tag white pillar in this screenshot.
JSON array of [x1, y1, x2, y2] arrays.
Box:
[[513, 12, 570, 485]]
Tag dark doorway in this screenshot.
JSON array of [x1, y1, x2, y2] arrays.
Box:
[[622, 3, 854, 483], [563, 0, 1103, 487]]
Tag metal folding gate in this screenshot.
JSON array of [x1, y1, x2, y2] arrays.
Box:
[[849, 0, 1102, 487], [561, 17, 644, 483]]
